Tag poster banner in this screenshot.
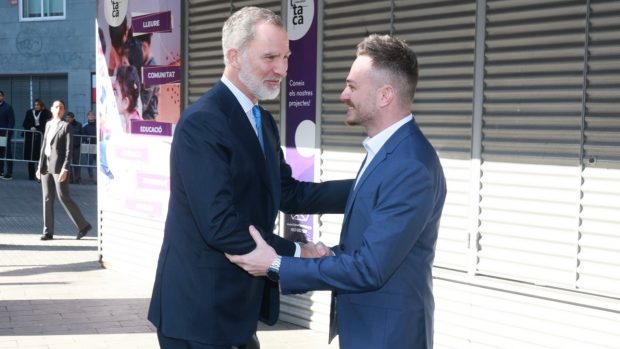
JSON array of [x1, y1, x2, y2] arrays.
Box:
[[96, 0, 181, 220], [284, 0, 318, 243]]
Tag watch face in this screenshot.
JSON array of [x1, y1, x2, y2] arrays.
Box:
[[267, 269, 280, 282]]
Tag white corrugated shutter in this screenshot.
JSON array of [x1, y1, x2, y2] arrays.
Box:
[[478, 0, 587, 287], [395, 0, 477, 271], [320, 0, 478, 272], [186, 1, 230, 103], [577, 0, 620, 297]]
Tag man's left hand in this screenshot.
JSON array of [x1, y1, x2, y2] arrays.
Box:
[[59, 170, 69, 182], [225, 225, 276, 277]]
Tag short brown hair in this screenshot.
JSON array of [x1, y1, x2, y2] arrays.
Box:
[[357, 34, 419, 106]]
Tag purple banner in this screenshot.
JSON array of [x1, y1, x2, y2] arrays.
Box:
[[132, 11, 172, 35], [142, 65, 180, 88], [130, 120, 173, 137], [284, 0, 318, 243]]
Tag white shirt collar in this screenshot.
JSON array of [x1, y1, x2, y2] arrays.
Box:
[[362, 114, 413, 158], [221, 75, 257, 114]]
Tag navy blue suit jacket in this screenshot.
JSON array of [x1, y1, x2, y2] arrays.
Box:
[[279, 119, 446, 349], [147, 81, 351, 346]]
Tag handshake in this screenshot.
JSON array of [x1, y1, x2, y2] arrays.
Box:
[[226, 225, 333, 277]]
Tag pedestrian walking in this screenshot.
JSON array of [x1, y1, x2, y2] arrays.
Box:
[[37, 100, 92, 240]]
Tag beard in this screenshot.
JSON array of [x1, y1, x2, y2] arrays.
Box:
[[238, 61, 281, 101]]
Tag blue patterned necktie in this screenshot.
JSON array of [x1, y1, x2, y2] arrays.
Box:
[[252, 105, 265, 153]]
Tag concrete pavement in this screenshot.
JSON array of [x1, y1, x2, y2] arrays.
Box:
[[0, 166, 338, 348]]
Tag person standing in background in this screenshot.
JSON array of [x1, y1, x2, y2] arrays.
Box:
[[81, 111, 97, 184], [0, 90, 15, 180], [37, 100, 92, 241], [66, 112, 82, 184], [23, 99, 51, 181]]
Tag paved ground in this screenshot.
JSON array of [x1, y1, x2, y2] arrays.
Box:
[[0, 164, 338, 348]]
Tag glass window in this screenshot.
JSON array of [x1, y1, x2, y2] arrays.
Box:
[[20, 0, 65, 21]]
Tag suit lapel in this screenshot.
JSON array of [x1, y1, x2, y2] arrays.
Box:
[[261, 108, 280, 218], [339, 121, 415, 240], [47, 120, 62, 145], [217, 82, 272, 193]]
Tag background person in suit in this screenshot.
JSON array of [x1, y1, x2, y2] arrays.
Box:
[[23, 99, 51, 181], [147, 7, 352, 349], [36, 100, 92, 241], [81, 111, 97, 184], [227, 34, 447, 349], [0, 90, 15, 180], [65, 112, 82, 184]]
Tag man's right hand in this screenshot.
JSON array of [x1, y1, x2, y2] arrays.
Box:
[[301, 241, 333, 258]]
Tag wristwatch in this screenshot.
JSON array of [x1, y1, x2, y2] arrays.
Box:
[[266, 255, 282, 282]]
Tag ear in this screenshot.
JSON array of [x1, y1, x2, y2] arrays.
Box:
[[227, 48, 241, 70], [377, 85, 395, 107], [121, 96, 130, 112]]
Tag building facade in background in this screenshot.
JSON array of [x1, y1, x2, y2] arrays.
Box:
[[0, 0, 95, 127]]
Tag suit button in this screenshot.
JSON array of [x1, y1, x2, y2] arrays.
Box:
[[339, 244, 345, 251]]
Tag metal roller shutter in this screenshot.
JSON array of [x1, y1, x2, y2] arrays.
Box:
[[394, 0, 477, 271], [186, 1, 230, 103], [478, 0, 587, 287], [577, 0, 620, 297]]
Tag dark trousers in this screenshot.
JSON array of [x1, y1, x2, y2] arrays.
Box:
[[24, 132, 42, 179], [157, 331, 260, 349], [71, 146, 81, 182], [0, 131, 13, 175], [41, 172, 89, 235]]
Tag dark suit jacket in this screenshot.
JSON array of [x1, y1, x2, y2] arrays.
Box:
[[23, 109, 50, 133], [38, 120, 73, 174], [148, 81, 351, 346], [279, 119, 447, 349], [23, 109, 50, 160]]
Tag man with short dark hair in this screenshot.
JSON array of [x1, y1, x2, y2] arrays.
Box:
[[0, 90, 15, 180]]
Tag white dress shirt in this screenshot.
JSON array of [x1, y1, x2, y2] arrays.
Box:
[[355, 114, 413, 188], [221, 75, 260, 136], [44, 118, 61, 158]]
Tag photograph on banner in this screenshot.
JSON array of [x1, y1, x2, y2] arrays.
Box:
[[96, 0, 181, 220]]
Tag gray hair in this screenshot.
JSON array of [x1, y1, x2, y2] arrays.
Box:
[[221, 7, 283, 65]]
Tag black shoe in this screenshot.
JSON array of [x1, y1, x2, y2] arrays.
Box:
[[40, 233, 54, 240], [1, 175, 13, 180], [77, 223, 92, 239]]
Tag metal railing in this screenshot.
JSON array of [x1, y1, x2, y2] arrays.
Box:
[[0, 126, 96, 168]]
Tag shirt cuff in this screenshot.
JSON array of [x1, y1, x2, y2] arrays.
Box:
[[294, 242, 301, 258]]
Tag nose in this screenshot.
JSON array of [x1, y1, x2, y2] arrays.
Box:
[[340, 88, 349, 103], [274, 58, 288, 77]]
